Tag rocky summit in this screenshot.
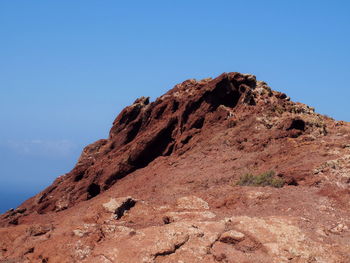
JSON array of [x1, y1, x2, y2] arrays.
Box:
[[1, 72, 350, 263]]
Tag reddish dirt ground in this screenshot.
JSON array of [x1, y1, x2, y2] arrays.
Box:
[[1, 72, 350, 262]]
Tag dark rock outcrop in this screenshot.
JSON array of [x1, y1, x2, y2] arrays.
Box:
[[15, 73, 271, 216]]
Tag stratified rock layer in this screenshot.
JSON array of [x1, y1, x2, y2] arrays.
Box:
[[1, 72, 350, 262]]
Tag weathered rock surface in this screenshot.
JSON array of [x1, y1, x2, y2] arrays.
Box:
[[102, 197, 136, 219], [219, 230, 245, 244], [1, 72, 350, 262]]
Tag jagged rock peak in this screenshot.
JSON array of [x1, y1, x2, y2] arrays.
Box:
[[0, 72, 326, 217]]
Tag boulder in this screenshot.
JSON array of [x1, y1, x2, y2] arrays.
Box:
[[102, 197, 137, 219]]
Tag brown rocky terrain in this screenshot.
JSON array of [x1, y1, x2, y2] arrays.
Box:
[[1, 72, 350, 263]]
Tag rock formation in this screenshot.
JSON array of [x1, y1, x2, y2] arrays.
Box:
[[0, 72, 349, 262]]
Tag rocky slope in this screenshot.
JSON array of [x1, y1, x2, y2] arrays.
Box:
[[1, 72, 350, 263]]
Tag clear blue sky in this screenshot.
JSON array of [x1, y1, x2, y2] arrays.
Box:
[[0, 1, 349, 213]]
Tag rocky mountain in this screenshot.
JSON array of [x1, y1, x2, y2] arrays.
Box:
[[1, 72, 350, 263]]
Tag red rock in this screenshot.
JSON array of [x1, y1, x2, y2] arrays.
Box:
[[1, 72, 350, 262]]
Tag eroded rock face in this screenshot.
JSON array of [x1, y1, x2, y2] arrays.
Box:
[[14, 72, 264, 216], [9, 72, 330, 219], [1, 72, 350, 262]]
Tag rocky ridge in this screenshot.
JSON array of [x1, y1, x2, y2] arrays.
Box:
[[0, 72, 350, 262]]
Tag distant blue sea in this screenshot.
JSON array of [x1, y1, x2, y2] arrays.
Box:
[[0, 143, 81, 215], [0, 189, 34, 214]]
